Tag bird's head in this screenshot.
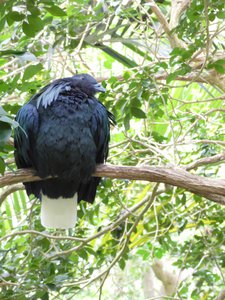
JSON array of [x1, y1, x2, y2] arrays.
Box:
[[72, 74, 106, 96]]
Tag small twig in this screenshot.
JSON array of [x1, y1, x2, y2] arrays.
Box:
[[0, 184, 24, 206], [185, 152, 225, 171], [82, 183, 159, 291], [0, 281, 19, 286], [47, 192, 153, 259], [170, 0, 191, 29], [146, 0, 185, 48], [0, 229, 84, 243]]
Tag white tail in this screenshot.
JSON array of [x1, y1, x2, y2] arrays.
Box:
[[40, 193, 77, 229]]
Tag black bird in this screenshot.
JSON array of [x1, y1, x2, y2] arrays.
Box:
[[14, 74, 115, 229]]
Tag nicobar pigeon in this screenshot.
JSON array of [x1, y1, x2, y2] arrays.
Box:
[[14, 74, 115, 229]]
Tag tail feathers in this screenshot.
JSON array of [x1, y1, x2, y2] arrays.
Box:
[[78, 178, 101, 203], [24, 182, 42, 199], [41, 193, 77, 229]]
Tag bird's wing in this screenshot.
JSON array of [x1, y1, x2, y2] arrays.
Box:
[[14, 103, 39, 168], [91, 102, 111, 163], [29, 78, 71, 108], [78, 102, 114, 204]]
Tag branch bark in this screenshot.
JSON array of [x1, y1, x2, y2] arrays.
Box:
[[0, 184, 24, 205], [217, 288, 225, 300], [147, 0, 185, 48], [170, 0, 191, 29], [1, 164, 225, 205], [185, 152, 225, 171]]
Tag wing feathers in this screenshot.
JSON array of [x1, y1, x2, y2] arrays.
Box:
[[36, 82, 71, 108], [14, 103, 39, 167]]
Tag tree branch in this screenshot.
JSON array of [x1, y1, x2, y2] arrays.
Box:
[[1, 164, 225, 205], [170, 0, 191, 29], [0, 184, 24, 205], [217, 289, 225, 300], [97, 70, 225, 91], [185, 152, 225, 171], [146, 0, 186, 48]]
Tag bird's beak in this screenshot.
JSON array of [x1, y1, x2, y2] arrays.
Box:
[[94, 83, 106, 93]]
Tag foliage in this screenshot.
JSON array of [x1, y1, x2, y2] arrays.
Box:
[[1, 0, 225, 299]]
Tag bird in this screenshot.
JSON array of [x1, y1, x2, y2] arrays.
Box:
[[14, 73, 115, 229]]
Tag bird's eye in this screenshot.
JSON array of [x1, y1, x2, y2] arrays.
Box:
[[81, 77, 84, 80]]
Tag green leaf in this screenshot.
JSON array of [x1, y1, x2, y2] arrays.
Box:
[[22, 63, 43, 81], [0, 58, 8, 66], [22, 21, 35, 37], [0, 17, 5, 32], [23, 16, 44, 36], [152, 131, 167, 142], [0, 81, 8, 92], [130, 107, 146, 118], [0, 121, 11, 147], [0, 106, 8, 116], [130, 97, 141, 108], [214, 59, 225, 65], [7, 11, 25, 22], [208, 59, 225, 74], [158, 62, 168, 69], [124, 113, 131, 131], [0, 115, 19, 128], [45, 5, 67, 16], [0, 50, 26, 56], [123, 71, 131, 80], [78, 249, 88, 260], [209, 13, 215, 21], [13, 192, 21, 215], [217, 11, 225, 19], [27, 15, 44, 32], [104, 58, 113, 69], [27, 1, 41, 15], [11, 74, 21, 89], [170, 47, 182, 56], [118, 258, 126, 270], [0, 157, 5, 175], [95, 44, 138, 68], [214, 64, 225, 74], [154, 248, 164, 259], [166, 72, 178, 83]]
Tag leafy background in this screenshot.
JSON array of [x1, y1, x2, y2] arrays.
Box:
[[1, 0, 225, 299]]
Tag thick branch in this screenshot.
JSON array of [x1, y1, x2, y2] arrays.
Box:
[[1, 164, 225, 205]]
